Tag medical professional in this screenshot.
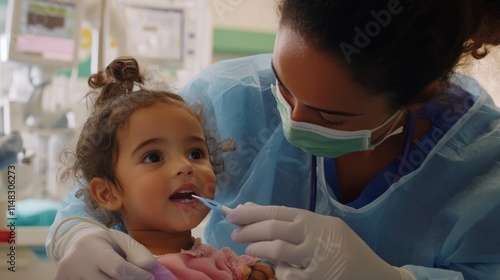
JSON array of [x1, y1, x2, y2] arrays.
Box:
[[47, 0, 500, 279]]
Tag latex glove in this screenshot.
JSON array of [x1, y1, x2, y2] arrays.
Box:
[[228, 205, 416, 280], [52, 221, 176, 280]]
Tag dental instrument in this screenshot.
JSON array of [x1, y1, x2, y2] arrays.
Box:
[[191, 195, 232, 218]]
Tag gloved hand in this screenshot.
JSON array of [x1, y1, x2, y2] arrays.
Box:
[[228, 205, 416, 280], [52, 221, 176, 280]]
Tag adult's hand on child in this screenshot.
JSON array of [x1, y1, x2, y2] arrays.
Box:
[[228, 204, 416, 280], [53, 221, 174, 280]]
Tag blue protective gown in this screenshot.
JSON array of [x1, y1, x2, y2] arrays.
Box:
[[47, 54, 500, 280]]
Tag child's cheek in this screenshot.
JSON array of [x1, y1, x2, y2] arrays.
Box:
[[206, 185, 216, 197]]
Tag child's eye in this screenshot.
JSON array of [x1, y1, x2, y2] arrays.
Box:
[[188, 149, 206, 160], [143, 152, 163, 163]]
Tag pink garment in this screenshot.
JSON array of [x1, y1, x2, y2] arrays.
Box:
[[155, 238, 258, 280]]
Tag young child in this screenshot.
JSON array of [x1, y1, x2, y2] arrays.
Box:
[[63, 56, 276, 280]]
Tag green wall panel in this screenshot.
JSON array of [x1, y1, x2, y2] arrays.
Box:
[[213, 28, 276, 55]]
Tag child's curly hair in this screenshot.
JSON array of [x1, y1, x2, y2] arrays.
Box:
[[61, 56, 233, 227]]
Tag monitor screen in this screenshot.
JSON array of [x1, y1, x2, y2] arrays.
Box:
[[123, 5, 184, 65], [1, 0, 80, 68]]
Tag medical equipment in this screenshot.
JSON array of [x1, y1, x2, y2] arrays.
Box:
[[1, 0, 82, 69], [0, 131, 23, 169], [0, 0, 82, 128], [192, 195, 232, 218], [0, 0, 83, 199], [102, 0, 212, 87], [118, 2, 184, 69]]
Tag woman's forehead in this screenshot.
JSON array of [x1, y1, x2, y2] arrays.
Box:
[[272, 27, 390, 114]]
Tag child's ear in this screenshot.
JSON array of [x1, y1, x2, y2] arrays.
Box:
[[89, 178, 122, 211]]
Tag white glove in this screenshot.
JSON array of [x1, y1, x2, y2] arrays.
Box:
[[228, 205, 416, 280], [52, 221, 176, 280]]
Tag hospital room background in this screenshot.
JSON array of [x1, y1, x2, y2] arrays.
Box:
[[0, 0, 498, 279]]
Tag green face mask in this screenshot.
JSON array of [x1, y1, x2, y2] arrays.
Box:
[[271, 84, 403, 158]]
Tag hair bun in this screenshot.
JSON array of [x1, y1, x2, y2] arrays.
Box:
[[464, 0, 500, 59], [88, 56, 145, 106], [106, 56, 144, 87]]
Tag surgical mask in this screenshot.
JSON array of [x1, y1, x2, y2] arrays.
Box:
[[271, 83, 404, 158]]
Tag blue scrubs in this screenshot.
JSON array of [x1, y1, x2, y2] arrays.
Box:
[[47, 54, 500, 280]]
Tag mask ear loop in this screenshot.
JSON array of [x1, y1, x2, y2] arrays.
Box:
[[369, 110, 405, 148]]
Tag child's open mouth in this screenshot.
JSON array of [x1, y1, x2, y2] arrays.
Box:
[[170, 190, 197, 203], [169, 189, 199, 209]]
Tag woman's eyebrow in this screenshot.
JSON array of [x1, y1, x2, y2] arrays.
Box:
[[270, 60, 364, 117]]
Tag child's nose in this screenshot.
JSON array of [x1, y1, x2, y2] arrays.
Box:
[[173, 157, 194, 176]]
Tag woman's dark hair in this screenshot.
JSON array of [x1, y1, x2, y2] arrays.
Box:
[[278, 0, 500, 109], [62, 56, 233, 227]]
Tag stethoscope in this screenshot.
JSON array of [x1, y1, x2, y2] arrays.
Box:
[[307, 112, 416, 212]]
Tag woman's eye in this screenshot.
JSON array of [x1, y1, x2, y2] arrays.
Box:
[[277, 83, 292, 96], [143, 152, 163, 163], [189, 149, 206, 160], [277, 84, 296, 107], [319, 113, 345, 128], [326, 121, 345, 128]]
